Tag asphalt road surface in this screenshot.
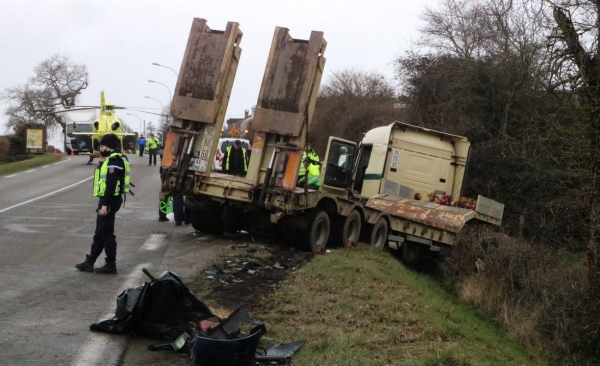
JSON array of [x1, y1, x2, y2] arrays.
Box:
[[0, 155, 223, 365]]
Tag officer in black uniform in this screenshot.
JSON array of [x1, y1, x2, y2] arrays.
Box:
[[76, 134, 127, 274]]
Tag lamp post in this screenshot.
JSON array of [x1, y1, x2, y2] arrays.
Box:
[[126, 113, 144, 135], [148, 80, 172, 103], [152, 62, 179, 78], [145, 96, 164, 112]]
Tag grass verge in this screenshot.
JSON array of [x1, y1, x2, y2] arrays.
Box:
[[254, 245, 541, 366], [0, 154, 62, 176]]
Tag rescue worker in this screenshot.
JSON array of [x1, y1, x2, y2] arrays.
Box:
[[147, 133, 159, 166], [76, 134, 131, 274], [298, 157, 322, 190], [299, 143, 320, 177], [223, 139, 248, 177]]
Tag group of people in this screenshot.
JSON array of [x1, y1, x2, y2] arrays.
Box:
[[298, 143, 321, 190], [75, 135, 321, 275], [136, 134, 161, 166]]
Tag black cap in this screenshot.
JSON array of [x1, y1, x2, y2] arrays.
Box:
[[99, 134, 120, 150]]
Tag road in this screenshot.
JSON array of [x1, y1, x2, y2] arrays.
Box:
[[0, 155, 223, 365]]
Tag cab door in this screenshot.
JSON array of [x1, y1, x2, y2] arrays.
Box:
[[321, 137, 358, 190]]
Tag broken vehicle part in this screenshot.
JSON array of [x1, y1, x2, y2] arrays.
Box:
[[255, 340, 306, 364]]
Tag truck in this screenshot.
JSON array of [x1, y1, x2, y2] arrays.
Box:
[[64, 109, 96, 155], [161, 18, 504, 264]]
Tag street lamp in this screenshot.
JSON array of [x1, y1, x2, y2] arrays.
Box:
[[145, 96, 164, 112], [126, 113, 144, 135], [148, 80, 172, 102], [152, 62, 179, 78]]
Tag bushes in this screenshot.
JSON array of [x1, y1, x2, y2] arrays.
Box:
[[0, 135, 26, 163], [0, 136, 9, 160], [441, 226, 600, 365]]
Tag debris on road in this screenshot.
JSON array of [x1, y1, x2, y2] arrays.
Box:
[[89, 267, 307, 365]]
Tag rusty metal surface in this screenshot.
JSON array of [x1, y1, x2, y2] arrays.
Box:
[[252, 28, 326, 136], [366, 194, 475, 234], [171, 19, 243, 123]]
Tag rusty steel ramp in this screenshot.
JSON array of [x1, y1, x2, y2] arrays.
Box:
[[166, 18, 243, 177], [366, 194, 476, 234]]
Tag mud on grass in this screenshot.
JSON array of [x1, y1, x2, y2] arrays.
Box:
[[187, 233, 314, 314]]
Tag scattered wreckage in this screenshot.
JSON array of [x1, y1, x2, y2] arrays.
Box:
[[89, 269, 304, 365]]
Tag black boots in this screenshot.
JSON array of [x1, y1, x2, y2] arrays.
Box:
[[76, 255, 117, 274], [94, 261, 117, 274], [75, 255, 94, 272]]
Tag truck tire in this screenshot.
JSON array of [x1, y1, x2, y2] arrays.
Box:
[[402, 241, 422, 265], [305, 210, 330, 252], [370, 217, 389, 249], [190, 207, 224, 235], [342, 210, 362, 248]]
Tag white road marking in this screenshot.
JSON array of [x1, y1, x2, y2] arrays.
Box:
[[53, 158, 71, 164], [4, 174, 16, 178], [140, 233, 166, 251], [0, 176, 93, 213], [71, 263, 151, 366], [25, 169, 35, 173], [41, 165, 49, 169], [4, 223, 53, 233]]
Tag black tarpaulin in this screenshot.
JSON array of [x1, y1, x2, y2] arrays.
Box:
[[90, 271, 214, 341]]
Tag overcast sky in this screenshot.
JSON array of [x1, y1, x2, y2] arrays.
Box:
[[0, 0, 427, 143]]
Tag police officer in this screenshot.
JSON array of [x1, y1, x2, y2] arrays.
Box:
[[76, 134, 131, 274]]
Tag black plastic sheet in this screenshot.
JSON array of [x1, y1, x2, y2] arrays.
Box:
[[90, 271, 214, 341]]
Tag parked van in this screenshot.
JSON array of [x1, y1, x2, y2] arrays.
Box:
[[213, 138, 250, 172]]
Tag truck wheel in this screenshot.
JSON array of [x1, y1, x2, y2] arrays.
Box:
[[342, 210, 362, 248], [190, 207, 224, 235], [370, 217, 389, 249], [305, 210, 330, 252], [403, 241, 422, 265]]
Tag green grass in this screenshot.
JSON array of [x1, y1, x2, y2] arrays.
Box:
[[255, 245, 541, 366], [0, 154, 62, 176]]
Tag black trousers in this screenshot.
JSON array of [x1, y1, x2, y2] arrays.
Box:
[[89, 198, 122, 263], [139, 145, 145, 157], [148, 148, 157, 165]]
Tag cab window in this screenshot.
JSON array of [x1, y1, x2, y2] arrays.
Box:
[[324, 141, 356, 188]]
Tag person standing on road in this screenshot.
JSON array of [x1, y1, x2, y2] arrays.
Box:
[[147, 133, 159, 166], [223, 139, 248, 177], [137, 135, 146, 157], [76, 134, 131, 274]]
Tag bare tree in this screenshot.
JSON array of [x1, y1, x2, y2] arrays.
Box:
[[546, 0, 600, 309], [310, 69, 401, 155], [1, 54, 88, 133], [418, 0, 494, 58]]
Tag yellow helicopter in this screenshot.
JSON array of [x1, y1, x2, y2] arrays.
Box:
[[45, 91, 164, 163], [70, 92, 136, 164]]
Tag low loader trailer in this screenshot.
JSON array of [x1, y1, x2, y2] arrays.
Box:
[[161, 18, 503, 264]]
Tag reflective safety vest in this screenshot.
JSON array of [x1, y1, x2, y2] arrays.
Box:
[[225, 146, 248, 172], [147, 137, 159, 149], [299, 151, 320, 176], [93, 153, 131, 197], [299, 163, 322, 187]]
